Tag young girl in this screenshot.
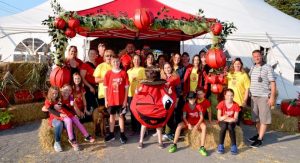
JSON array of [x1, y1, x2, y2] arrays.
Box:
[[44, 87, 64, 152], [196, 88, 212, 123], [216, 89, 240, 155], [47, 85, 95, 151], [168, 92, 208, 156], [72, 73, 89, 121]]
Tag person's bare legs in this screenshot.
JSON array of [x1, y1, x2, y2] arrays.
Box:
[[139, 125, 147, 143], [199, 123, 207, 147], [173, 122, 184, 144], [109, 114, 116, 133], [119, 115, 125, 133], [258, 123, 267, 140], [156, 128, 163, 144]]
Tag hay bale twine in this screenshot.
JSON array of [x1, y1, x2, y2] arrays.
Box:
[[184, 123, 245, 150], [39, 119, 96, 151], [269, 108, 299, 133]]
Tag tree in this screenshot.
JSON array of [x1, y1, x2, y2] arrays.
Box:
[[265, 0, 300, 20]]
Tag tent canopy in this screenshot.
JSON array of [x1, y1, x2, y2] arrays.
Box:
[[75, 0, 214, 41]]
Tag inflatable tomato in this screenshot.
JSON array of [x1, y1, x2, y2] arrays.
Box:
[[130, 81, 176, 128]]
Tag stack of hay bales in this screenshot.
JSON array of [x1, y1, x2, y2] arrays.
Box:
[[269, 108, 299, 133], [39, 119, 95, 151], [184, 123, 245, 150], [8, 102, 47, 125]]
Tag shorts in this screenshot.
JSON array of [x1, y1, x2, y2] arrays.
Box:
[[108, 105, 125, 115], [251, 96, 272, 124]]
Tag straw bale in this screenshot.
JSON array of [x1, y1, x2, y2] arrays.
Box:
[[269, 108, 299, 133]]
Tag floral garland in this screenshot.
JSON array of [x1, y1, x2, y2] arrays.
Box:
[[42, 0, 236, 66]]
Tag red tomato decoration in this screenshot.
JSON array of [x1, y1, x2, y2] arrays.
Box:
[[54, 18, 66, 30], [0, 94, 8, 108], [0, 123, 12, 131], [280, 100, 300, 116], [206, 74, 218, 84], [68, 17, 80, 29], [243, 119, 254, 125], [134, 8, 154, 30], [50, 67, 71, 88], [211, 22, 222, 35], [14, 90, 33, 104], [205, 48, 226, 69], [65, 28, 76, 38], [211, 84, 223, 94]]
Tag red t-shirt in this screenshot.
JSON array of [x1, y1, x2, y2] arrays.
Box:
[[197, 98, 211, 114], [65, 58, 83, 69], [95, 56, 103, 66], [183, 103, 203, 125], [104, 69, 129, 106], [73, 87, 86, 111], [120, 53, 132, 71], [44, 99, 74, 126], [216, 101, 241, 118], [80, 62, 96, 85]]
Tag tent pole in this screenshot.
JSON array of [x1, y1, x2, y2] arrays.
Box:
[[266, 32, 290, 99]]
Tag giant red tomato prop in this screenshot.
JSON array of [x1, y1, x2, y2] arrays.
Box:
[[50, 67, 71, 88], [54, 18, 66, 30], [68, 17, 80, 29], [211, 84, 223, 94], [65, 28, 76, 38], [130, 83, 176, 128], [211, 22, 222, 35], [281, 100, 300, 116], [206, 48, 226, 69], [134, 8, 154, 30]]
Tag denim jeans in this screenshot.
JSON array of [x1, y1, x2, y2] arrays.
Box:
[[52, 119, 63, 142]]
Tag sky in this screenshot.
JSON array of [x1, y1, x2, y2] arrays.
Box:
[[0, 0, 47, 17]]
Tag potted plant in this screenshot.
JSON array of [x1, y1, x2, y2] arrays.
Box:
[[243, 109, 254, 125], [0, 111, 13, 130]]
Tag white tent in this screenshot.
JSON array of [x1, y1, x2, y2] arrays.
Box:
[[1, 0, 300, 102]]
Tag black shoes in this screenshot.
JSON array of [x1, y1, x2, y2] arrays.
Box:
[[250, 139, 262, 148], [248, 134, 259, 143]]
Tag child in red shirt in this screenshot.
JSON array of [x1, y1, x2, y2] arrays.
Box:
[[196, 88, 212, 123], [104, 54, 129, 144], [168, 92, 208, 156], [216, 88, 241, 155]]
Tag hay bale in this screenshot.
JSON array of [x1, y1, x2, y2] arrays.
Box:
[[269, 108, 299, 133], [184, 123, 245, 150], [8, 102, 47, 125], [8, 102, 46, 124], [39, 119, 96, 152]]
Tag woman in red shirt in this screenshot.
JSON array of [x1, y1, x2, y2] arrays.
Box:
[[80, 49, 99, 114], [65, 46, 83, 76], [216, 88, 241, 155]]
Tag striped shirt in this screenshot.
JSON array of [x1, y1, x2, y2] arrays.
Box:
[[249, 64, 275, 97]]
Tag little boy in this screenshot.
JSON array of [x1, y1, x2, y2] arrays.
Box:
[[104, 54, 129, 144], [196, 88, 212, 123], [168, 92, 208, 156]]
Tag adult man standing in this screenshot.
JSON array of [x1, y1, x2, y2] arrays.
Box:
[[248, 50, 276, 148]]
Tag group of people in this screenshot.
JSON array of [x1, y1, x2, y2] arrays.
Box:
[[42, 42, 276, 156]]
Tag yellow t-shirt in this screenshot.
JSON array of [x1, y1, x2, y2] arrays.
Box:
[[190, 68, 198, 92], [227, 72, 250, 106], [93, 62, 112, 99], [127, 67, 146, 97]]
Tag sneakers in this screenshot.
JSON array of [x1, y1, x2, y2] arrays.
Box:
[[231, 145, 238, 155], [199, 146, 208, 156], [68, 139, 80, 151], [158, 143, 164, 149], [248, 134, 259, 143], [53, 141, 62, 152], [250, 139, 262, 148], [84, 135, 95, 143], [105, 133, 115, 142], [217, 144, 225, 154], [168, 144, 177, 153], [120, 134, 128, 144], [163, 134, 174, 141], [138, 142, 144, 149], [152, 132, 158, 137]]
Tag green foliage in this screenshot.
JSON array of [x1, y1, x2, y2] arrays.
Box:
[[0, 111, 13, 125], [265, 0, 300, 20]]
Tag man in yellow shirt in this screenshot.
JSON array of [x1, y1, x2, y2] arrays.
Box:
[[93, 49, 113, 105]]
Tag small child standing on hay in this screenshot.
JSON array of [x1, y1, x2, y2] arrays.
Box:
[[216, 88, 240, 155], [103, 54, 129, 144], [196, 88, 212, 123], [46, 85, 95, 151], [168, 92, 208, 156]]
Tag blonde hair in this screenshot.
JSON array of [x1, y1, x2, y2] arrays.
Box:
[[103, 49, 115, 62], [160, 62, 179, 80], [46, 86, 60, 103]]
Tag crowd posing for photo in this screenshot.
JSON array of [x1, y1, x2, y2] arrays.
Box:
[[42, 42, 276, 156]]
